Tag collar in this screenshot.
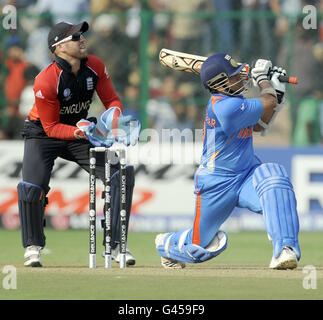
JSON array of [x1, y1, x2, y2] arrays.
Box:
[[54, 54, 88, 73]]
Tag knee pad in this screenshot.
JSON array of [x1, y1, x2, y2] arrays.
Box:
[[253, 163, 301, 260], [157, 230, 228, 263], [102, 166, 135, 248], [17, 181, 47, 248]]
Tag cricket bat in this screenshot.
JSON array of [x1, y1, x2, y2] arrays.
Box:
[[159, 48, 297, 84]]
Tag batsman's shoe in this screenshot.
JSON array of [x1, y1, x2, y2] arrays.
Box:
[[155, 233, 186, 269], [269, 246, 297, 270], [24, 245, 42, 267], [110, 245, 136, 266]]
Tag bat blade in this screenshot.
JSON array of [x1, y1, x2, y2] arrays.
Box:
[[159, 48, 297, 84], [159, 48, 249, 78], [159, 48, 207, 74]]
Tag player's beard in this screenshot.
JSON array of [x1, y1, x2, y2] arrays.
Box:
[[70, 47, 88, 60]]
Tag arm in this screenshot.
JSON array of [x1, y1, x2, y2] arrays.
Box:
[[87, 55, 123, 111], [254, 80, 278, 132], [251, 59, 281, 133], [34, 82, 79, 139]]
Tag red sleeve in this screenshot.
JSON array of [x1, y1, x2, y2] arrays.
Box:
[[34, 75, 77, 140], [87, 55, 123, 112]]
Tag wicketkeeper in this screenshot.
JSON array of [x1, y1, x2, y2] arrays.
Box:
[[17, 21, 140, 267], [155, 54, 301, 270]]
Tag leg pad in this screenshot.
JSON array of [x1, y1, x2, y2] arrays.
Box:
[[17, 181, 46, 248]]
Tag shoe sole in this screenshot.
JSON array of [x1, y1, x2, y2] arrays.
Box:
[[24, 259, 42, 267], [271, 259, 297, 270], [161, 257, 185, 269]]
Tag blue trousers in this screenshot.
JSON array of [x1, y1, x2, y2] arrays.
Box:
[[188, 165, 262, 247]]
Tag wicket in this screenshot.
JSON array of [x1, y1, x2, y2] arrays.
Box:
[[89, 147, 127, 269]]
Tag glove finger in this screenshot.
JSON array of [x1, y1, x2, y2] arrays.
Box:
[[118, 115, 132, 125], [272, 66, 278, 71]]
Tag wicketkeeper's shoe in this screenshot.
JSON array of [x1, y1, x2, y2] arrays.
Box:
[[155, 233, 186, 269], [110, 245, 136, 266], [269, 246, 297, 270], [24, 245, 42, 267]]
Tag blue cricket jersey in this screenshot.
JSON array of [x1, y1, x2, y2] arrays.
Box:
[[200, 93, 263, 173]]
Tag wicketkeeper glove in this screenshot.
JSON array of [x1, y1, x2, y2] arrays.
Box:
[[97, 107, 141, 147], [251, 59, 273, 86], [75, 119, 115, 148], [269, 66, 287, 104]]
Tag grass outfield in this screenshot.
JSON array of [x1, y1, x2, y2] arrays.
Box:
[[0, 230, 322, 300]]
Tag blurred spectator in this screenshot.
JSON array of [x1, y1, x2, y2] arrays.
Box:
[[123, 84, 140, 119], [173, 101, 192, 131], [0, 104, 25, 139], [31, 0, 90, 24], [211, 0, 236, 54], [147, 76, 178, 134], [24, 14, 53, 70], [277, 20, 319, 142], [165, 0, 211, 54], [87, 13, 132, 92], [90, 0, 110, 14], [19, 65, 40, 117], [239, 0, 278, 62], [293, 96, 321, 145], [5, 46, 28, 111], [312, 42, 323, 143]]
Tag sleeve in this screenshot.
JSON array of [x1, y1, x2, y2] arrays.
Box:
[[34, 78, 77, 140], [89, 56, 123, 112], [214, 97, 263, 136]]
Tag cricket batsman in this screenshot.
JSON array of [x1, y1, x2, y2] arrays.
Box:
[[18, 21, 140, 267], [155, 53, 301, 270]]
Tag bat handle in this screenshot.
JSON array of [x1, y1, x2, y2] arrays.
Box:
[[278, 75, 298, 84]]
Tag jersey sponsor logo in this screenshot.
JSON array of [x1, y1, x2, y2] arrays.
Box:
[[240, 103, 245, 111], [60, 100, 91, 115], [86, 77, 94, 90], [35, 90, 44, 99]]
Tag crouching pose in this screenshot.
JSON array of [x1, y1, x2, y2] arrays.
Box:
[[18, 21, 140, 267], [155, 54, 300, 270]]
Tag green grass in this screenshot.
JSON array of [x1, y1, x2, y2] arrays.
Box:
[[0, 230, 322, 300]]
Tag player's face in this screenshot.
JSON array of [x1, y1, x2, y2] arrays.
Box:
[[228, 74, 243, 92], [59, 34, 87, 59]]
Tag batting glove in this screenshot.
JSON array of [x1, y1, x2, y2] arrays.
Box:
[[251, 59, 272, 86], [269, 66, 287, 104]]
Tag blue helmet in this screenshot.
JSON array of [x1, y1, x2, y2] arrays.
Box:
[[200, 53, 247, 93]]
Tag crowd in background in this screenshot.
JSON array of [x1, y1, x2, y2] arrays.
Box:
[[0, 0, 323, 145]]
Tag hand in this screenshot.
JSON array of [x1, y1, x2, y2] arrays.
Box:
[[251, 59, 272, 86], [269, 66, 286, 104], [98, 108, 141, 146], [76, 119, 115, 147]]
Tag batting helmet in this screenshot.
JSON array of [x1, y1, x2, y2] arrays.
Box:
[[200, 53, 248, 95]]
